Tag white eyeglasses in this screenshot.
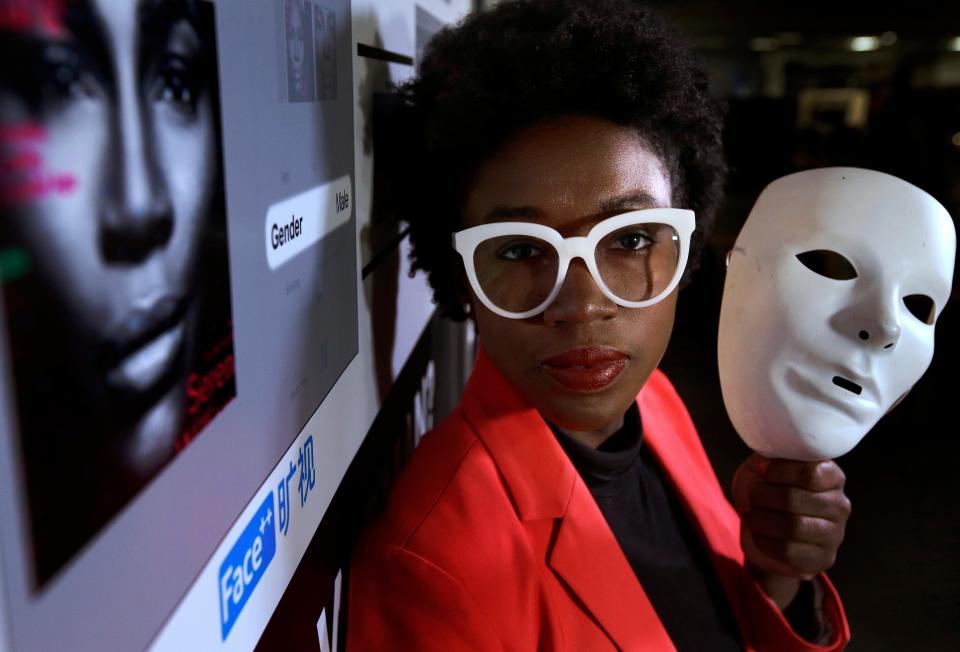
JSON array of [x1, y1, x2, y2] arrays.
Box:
[[453, 208, 694, 319]]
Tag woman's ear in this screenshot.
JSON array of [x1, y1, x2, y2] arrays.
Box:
[[456, 284, 476, 324], [450, 254, 472, 314]]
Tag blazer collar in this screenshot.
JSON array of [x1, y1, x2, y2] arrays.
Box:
[[638, 375, 752, 641], [637, 378, 742, 566], [460, 346, 674, 650], [460, 345, 577, 521]]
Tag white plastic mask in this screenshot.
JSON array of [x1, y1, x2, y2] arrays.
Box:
[[718, 168, 956, 460]]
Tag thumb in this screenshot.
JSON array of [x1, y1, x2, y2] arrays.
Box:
[[732, 452, 768, 513]]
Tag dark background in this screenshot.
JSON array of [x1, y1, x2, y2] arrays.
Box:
[[651, 1, 960, 648]]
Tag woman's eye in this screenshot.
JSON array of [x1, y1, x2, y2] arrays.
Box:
[[796, 249, 857, 280], [497, 242, 543, 261], [154, 55, 201, 113], [615, 231, 652, 251], [41, 45, 98, 102]]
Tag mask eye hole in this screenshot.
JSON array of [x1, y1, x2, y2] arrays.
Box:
[[903, 294, 936, 325], [796, 250, 857, 280]]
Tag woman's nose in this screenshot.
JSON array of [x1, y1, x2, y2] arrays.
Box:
[[542, 259, 617, 325], [99, 74, 173, 263]]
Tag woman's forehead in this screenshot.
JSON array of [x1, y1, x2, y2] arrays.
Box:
[[462, 115, 672, 229]]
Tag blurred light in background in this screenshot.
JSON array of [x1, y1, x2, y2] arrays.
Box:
[[848, 35, 880, 51]]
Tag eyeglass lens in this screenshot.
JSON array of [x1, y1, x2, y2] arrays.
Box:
[[472, 222, 681, 313]]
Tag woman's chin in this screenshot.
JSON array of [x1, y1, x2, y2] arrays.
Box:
[[123, 387, 184, 479]]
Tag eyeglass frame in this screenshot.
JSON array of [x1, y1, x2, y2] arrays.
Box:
[[452, 208, 695, 320]]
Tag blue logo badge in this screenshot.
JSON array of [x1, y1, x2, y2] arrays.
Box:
[[218, 492, 276, 640]]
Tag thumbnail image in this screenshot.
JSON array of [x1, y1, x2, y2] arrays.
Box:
[[314, 4, 337, 100], [0, 0, 235, 587], [285, 0, 316, 102]]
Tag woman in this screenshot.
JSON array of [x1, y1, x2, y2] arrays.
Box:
[[348, 1, 851, 649]]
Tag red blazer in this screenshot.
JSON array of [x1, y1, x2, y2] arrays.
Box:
[[347, 347, 850, 651]]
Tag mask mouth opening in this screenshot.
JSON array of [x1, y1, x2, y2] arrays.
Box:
[[833, 376, 863, 396]]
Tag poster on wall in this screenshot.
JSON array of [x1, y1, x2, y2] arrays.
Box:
[[0, 0, 357, 650]]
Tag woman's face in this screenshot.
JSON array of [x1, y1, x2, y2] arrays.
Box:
[[461, 116, 678, 436], [0, 0, 216, 468], [287, 2, 305, 82]]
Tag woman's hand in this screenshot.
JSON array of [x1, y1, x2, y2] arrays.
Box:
[[731, 453, 851, 610]]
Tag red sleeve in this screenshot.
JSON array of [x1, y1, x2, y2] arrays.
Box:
[[740, 570, 850, 651]]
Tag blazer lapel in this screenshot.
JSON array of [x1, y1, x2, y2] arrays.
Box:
[[461, 346, 576, 521], [638, 371, 754, 639], [549, 480, 676, 651], [462, 347, 675, 651]]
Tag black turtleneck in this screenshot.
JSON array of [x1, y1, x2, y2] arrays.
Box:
[[551, 403, 743, 652]]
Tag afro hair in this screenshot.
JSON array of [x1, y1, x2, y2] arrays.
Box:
[[396, 0, 726, 320]]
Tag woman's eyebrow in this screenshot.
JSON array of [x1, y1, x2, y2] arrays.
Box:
[[20, 1, 114, 90], [600, 191, 660, 211], [139, 0, 195, 52]]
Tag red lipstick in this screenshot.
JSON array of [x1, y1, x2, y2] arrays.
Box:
[[540, 347, 629, 392]]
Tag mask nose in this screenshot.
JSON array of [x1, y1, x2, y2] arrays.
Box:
[[831, 286, 903, 351], [857, 320, 901, 350], [854, 293, 902, 351]]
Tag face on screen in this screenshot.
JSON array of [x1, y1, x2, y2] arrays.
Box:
[[287, 0, 306, 86], [1, 0, 236, 586], [0, 0, 217, 472]]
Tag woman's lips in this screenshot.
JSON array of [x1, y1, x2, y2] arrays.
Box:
[[107, 321, 185, 393], [103, 294, 188, 394], [540, 347, 629, 392]]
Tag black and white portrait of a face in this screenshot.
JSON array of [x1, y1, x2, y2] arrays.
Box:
[[0, 0, 236, 587], [314, 4, 337, 100], [285, 0, 315, 102]]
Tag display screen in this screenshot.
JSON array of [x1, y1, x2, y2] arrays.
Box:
[[0, 0, 235, 588], [0, 0, 358, 649]]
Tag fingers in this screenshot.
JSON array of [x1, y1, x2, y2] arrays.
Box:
[[746, 482, 852, 522], [751, 534, 837, 578], [740, 510, 841, 547], [730, 452, 764, 513], [741, 529, 816, 580], [760, 458, 846, 492], [733, 455, 852, 582], [743, 531, 827, 580], [732, 456, 850, 519]]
